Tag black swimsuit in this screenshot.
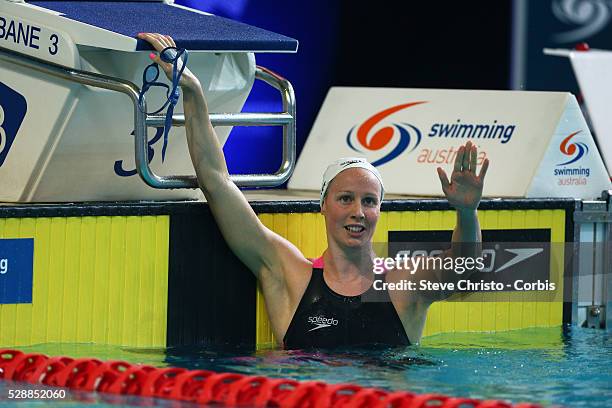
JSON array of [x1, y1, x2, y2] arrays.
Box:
[[283, 268, 410, 349]]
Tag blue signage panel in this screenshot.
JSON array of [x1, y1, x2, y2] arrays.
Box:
[[0, 238, 34, 304], [0, 82, 28, 167]]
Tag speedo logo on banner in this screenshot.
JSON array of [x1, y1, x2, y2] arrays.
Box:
[[308, 315, 339, 332], [346, 102, 515, 167], [0, 82, 27, 167], [553, 130, 591, 186]]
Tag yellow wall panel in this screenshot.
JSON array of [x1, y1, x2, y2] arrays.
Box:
[[137, 216, 158, 347], [274, 213, 288, 240], [439, 299, 455, 334], [373, 212, 388, 243], [92, 216, 111, 344], [0, 216, 169, 348], [46, 218, 64, 341], [136, 218, 150, 346], [302, 213, 318, 258], [255, 216, 275, 348], [107, 217, 126, 345], [493, 211, 511, 332], [63, 218, 81, 342], [256, 281, 276, 350], [32, 219, 51, 343], [507, 211, 526, 330], [153, 216, 169, 347], [287, 213, 303, 251], [453, 299, 469, 332], [122, 216, 140, 347], [76, 217, 96, 343], [315, 214, 327, 256], [14, 218, 36, 345]]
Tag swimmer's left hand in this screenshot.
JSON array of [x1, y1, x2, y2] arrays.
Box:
[[437, 141, 489, 210]]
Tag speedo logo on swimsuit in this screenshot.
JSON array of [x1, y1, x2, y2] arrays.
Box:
[[307, 315, 339, 332]]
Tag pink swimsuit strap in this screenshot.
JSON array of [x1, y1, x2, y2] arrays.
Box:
[[311, 256, 325, 269]]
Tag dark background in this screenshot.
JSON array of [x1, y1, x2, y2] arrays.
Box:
[[332, 2, 512, 90], [175, 0, 514, 175]]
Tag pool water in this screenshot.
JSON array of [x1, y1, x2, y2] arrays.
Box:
[[0, 326, 610, 407]]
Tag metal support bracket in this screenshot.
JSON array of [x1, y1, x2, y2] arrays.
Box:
[[572, 196, 612, 329], [0, 47, 296, 189], [139, 66, 296, 188]]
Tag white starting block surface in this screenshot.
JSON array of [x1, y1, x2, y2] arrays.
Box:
[[544, 48, 612, 180], [289, 87, 611, 199], [0, 0, 297, 202]]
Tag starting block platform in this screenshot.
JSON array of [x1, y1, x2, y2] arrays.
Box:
[[25, 1, 298, 52]]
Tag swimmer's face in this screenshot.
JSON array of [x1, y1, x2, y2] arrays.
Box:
[[321, 168, 382, 248]]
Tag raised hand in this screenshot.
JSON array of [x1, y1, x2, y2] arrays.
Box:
[[436, 141, 489, 210], [137, 33, 198, 88]]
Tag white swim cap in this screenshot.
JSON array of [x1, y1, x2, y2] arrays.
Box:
[[320, 158, 385, 208]]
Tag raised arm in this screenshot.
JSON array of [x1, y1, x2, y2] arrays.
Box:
[[138, 33, 305, 282], [438, 141, 488, 247], [411, 141, 489, 303]]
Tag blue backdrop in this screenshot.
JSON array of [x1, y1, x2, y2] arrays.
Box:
[[176, 0, 340, 177]]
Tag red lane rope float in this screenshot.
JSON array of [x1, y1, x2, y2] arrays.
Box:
[[344, 388, 389, 408], [106, 364, 156, 395], [29, 356, 75, 386], [3, 352, 48, 382], [279, 380, 327, 407], [315, 383, 365, 408], [0, 349, 542, 408], [58, 358, 103, 389], [141, 366, 187, 398], [83, 360, 131, 392], [253, 378, 300, 407], [169, 369, 215, 401], [197, 372, 245, 405]]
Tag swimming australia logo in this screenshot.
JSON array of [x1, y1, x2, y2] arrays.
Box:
[[307, 315, 339, 332], [0, 82, 28, 167], [558, 130, 588, 165], [346, 102, 426, 167]]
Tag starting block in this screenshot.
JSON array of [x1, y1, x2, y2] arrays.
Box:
[[0, 0, 298, 202]]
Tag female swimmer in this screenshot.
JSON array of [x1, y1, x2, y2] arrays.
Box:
[[138, 33, 489, 349]]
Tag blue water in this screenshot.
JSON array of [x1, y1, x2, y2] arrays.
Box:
[[0, 326, 610, 407]]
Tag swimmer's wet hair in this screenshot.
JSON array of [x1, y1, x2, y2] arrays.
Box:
[[320, 158, 385, 208]]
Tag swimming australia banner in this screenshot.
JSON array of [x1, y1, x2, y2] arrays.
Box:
[[289, 87, 611, 199]]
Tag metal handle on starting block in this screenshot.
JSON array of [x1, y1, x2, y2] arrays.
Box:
[[0, 47, 296, 190], [141, 66, 296, 188]]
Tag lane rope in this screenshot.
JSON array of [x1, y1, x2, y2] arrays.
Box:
[[0, 349, 542, 407]]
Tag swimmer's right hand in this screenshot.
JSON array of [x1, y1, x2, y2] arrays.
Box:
[[137, 33, 199, 89]]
